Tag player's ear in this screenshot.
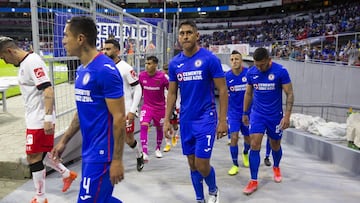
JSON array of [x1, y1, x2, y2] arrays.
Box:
[[78, 33, 86, 45]]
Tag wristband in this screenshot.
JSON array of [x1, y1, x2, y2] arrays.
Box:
[[44, 115, 53, 122]]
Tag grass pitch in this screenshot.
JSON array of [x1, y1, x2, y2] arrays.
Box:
[[0, 59, 68, 99]]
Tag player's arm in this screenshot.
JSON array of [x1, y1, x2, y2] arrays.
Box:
[[41, 84, 55, 135], [242, 84, 253, 126], [128, 82, 142, 120], [214, 77, 228, 139], [106, 97, 126, 185], [281, 82, 294, 129], [51, 111, 80, 161], [164, 81, 177, 139]]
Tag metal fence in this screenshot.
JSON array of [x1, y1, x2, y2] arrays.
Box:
[[30, 0, 169, 134]]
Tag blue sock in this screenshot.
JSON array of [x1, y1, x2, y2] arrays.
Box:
[[272, 146, 282, 167], [243, 142, 250, 154], [249, 149, 260, 180], [265, 139, 271, 157], [230, 145, 239, 166], [204, 166, 217, 194], [191, 170, 204, 201]]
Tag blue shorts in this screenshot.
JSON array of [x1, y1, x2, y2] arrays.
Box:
[[228, 118, 249, 136], [249, 113, 283, 140], [78, 162, 122, 203], [180, 120, 216, 159]]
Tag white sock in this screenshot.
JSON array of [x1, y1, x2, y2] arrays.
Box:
[[32, 169, 46, 199], [133, 140, 142, 158], [173, 129, 178, 137], [43, 152, 70, 178]]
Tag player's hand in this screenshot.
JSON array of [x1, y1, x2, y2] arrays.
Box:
[[279, 117, 290, 130], [216, 120, 228, 139], [242, 115, 249, 126], [127, 112, 135, 123], [163, 120, 172, 139], [51, 141, 66, 163], [110, 159, 124, 185], [44, 121, 54, 135]]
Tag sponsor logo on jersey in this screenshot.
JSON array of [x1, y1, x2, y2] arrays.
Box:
[[253, 83, 275, 90], [130, 70, 138, 79], [34, 67, 45, 78], [177, 70, 203, 82], [229, 84, 246, 92], [26, 134, 33, 145]]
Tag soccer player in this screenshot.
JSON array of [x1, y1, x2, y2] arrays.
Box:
[[226, 50, 251, 176], [0, 36, 77, 203], [51, 16, 125, 203], [242, 47, 294, 195], [139, 56, 169, 161], [103, 39, 144, 172], [163, 20, 228, 203], [162, 63, 180, 152]]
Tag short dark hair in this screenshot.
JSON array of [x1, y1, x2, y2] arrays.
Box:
[[105, 39, 120, 50], [146, 55, 158, 64], [0, 36, 16, 51], [163, 63, 168, 70], [66, 16, 97, 47], [253, 47, 269, 61], [231, 50, 241, 55], [179, 20, 198, 31]]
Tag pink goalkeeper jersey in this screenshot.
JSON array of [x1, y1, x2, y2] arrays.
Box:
[[139, 70, 169, 111]]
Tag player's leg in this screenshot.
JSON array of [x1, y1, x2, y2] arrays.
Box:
[[26, 129, 51, 203], [171, 111, 179, 146], [153, 109, 165, 158], [243, 113, 266, 195], [125, 118, 144, 171], [227, 119, 240, 175], [164, 110, 176, 152], [78, 162, 122, 203], [240, 122, 251, 168], [267, 118, 283, 183], [139, 109, 151, 162], [264, 137, 272, 166], [194, 121, 219, 203], [181, 122, 205, 202], [42, 152, 78, 192], [28, 152, 47, 203]]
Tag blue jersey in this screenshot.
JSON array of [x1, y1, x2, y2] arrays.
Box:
[[168, 48, 224, 122], [225, 68, 248, 120], [75, 53, 124, 163], [246, 62, 291, 117]]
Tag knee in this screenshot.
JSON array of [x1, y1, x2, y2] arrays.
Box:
[[29, 160, 45, 173], [194, 160, 211, 176], [27, 152, 43, 164], [250, 141, 262, 150]]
